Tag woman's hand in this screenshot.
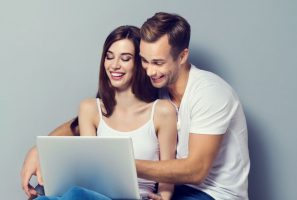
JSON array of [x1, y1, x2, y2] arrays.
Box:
[[21, 146, 43, 198]]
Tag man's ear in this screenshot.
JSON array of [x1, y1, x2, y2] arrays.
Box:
[[179, 48, 189, 65]]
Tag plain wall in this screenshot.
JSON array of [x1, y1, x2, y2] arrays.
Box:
[[0, 0, 296, 199]]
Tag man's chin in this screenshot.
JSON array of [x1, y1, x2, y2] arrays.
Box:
[[151, 82, 166, 88]]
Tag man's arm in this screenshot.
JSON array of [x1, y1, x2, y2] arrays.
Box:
[[48, 119, 78, 136], [21, 119, 78, 198], [136, 133, 223, 185]]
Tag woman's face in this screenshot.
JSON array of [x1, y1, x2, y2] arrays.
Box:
[[104, 39, 135, 91]]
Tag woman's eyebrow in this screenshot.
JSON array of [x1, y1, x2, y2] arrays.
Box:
[[120, 53, 134, 56]]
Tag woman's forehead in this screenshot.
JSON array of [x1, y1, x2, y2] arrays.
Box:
[[108, 39, 135, 54]]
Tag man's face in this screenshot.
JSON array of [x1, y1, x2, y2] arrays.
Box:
[[140, 35, 180, 88]]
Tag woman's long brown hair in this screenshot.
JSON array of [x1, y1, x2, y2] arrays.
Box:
[[71, 25, 158, 135]]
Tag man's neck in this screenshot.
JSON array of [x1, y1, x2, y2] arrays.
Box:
[[168, 62, 191, 107]]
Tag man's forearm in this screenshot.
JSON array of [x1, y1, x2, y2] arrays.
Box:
[[48, 119, 78, 136], [136, 159, 204, 185]]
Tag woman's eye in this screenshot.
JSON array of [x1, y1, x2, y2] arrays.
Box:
[[106, 55, 113, 60], [121, 56, 132, 62]]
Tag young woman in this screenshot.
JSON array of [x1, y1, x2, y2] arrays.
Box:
[[78, 25, 177, 199], [34, 26, 177, 200], [38, 26, 177, 200]]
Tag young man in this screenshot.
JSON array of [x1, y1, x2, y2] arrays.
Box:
[[136, 12, 250, 200], [21, 12, 250, 200]]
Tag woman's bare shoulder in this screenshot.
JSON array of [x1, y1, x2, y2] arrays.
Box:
[[155, 99, 177, 118], [79, 98, 98, 113]]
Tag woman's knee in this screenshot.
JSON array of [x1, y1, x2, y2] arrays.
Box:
[[62, 186, 86, 199], [61, 186, 111, 200]]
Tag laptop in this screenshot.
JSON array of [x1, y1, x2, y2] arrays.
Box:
[[37, 136, 141, 199]]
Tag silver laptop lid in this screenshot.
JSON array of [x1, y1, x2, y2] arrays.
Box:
[[37, 136, 140, 199]]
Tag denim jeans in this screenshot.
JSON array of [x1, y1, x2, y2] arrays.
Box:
[[35, 186, 111, 200], [172, 185, 215, 200], [35, 185, 214, 200]]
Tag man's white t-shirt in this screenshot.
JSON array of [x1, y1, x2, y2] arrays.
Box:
[[160, 65, 250, 200]]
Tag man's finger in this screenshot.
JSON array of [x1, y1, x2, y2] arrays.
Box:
[[147, 193, 163, 200]]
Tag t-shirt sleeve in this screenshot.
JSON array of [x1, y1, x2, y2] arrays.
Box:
[[190, 85, 238, 135]]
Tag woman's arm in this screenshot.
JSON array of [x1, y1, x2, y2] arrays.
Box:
[[21, 118, 78, 198], [78, 98, 99, 136], [154, 100, 177, 200]]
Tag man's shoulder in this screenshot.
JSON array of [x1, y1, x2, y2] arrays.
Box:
[[189, 64, 232, 93], [186, 65, 238, 107]]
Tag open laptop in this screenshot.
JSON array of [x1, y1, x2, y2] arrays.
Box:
[[37, 136, 141, 199]]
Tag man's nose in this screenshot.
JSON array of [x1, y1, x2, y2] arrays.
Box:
[[146, 64, 157, 77]]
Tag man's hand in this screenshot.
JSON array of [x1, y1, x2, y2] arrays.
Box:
[[21, 146, 43, 198], [147, 193, 164, 200]]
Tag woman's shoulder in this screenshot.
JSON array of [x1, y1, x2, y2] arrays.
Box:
[[79, 98, 98, 112], [154, 99, 177, 118], [79, 98, 100, 128], [153, 100, 177, 131]]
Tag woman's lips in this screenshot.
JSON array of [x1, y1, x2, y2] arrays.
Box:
[[110, 72, 125, 80]]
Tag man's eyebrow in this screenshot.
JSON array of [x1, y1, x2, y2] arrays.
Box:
[[151, 59, 165, 62], [139, 55, 165, 62]]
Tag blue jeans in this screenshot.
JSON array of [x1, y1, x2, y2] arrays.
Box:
[[35, 185, 214, 200], [172, 185, 215, 200], [35, 186, 111, 200]]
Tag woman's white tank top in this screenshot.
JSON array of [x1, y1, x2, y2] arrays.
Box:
[[96, 99, 160, 195]]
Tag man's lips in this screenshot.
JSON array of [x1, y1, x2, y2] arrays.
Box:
[[151, 75, 165, 83]]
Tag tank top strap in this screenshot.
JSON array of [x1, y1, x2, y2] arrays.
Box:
[[96, 98, 102, 119], [150, 100, 158, 121]]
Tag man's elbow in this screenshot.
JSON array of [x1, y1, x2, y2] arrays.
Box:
[[189, 173, 206, 185], [186, 165, 209, 185]]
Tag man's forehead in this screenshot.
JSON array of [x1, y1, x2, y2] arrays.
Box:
[[140, 38, 171, 60]]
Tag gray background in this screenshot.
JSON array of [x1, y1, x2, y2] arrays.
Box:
[[0, 0, 296, 199]]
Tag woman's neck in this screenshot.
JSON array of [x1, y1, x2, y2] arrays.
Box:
[[114, 88, 141, 109]]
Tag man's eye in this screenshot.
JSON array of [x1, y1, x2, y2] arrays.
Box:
[[155, 62, 164, 66]]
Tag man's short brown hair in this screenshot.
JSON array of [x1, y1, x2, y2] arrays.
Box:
[[140, 12, 191, 60]]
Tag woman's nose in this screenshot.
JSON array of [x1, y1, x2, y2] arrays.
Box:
[[110, 59, 121, 70]]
